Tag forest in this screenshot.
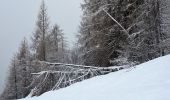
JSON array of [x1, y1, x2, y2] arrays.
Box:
[[1, 0, 170, 99]]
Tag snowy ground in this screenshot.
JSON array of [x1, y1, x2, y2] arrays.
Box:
[[20, 55, 170, 100]]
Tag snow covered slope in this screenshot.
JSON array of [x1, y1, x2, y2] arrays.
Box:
[[21, 55, 170, 100]]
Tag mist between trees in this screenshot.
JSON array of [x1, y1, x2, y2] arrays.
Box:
[[1, 0, 170, 99]]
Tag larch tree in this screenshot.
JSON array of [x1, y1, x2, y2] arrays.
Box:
[[46, 24, 63, 62], [79, 0, 116, 67], [16, 38, 31, 98], [31, 0, 49, 61], [1, 38, 31, 99], [0, 55, 18, 99]]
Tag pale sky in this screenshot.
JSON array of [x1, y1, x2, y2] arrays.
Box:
[[0, 0, 82, 93]]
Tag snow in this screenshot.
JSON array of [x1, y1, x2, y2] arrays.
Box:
[[20, 55, 170, 100]]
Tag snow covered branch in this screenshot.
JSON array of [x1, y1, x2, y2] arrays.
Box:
[[28, 61, 127, 96]]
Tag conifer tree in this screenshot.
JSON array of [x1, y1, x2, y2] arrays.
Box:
[[1, 38, 31, 99], [46, 24, 63, 62], [31, 0, 49, 61]]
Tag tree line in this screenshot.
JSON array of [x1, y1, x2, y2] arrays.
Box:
[[1, 0, 170, 99], [78, 0, 170, 67], [1, 1, 73, 99]]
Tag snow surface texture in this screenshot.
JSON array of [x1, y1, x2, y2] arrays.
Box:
[[20, 55, 170, 100]]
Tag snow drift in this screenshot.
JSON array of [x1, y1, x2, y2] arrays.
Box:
[[20, 55, 170, 100]]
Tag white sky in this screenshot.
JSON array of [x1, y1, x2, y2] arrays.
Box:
[[0, 0, 82, 93]]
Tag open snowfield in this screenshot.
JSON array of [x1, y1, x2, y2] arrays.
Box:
[[21, 55, 170, 100]]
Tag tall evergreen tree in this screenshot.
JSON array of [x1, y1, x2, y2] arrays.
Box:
[[1, 38, 31, 99], [0, 55, 18, 99], [16, 38, 31, 98], [31, 0, 49, 61]]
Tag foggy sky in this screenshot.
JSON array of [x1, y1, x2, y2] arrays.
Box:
[[0, 0, 82, 93]]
